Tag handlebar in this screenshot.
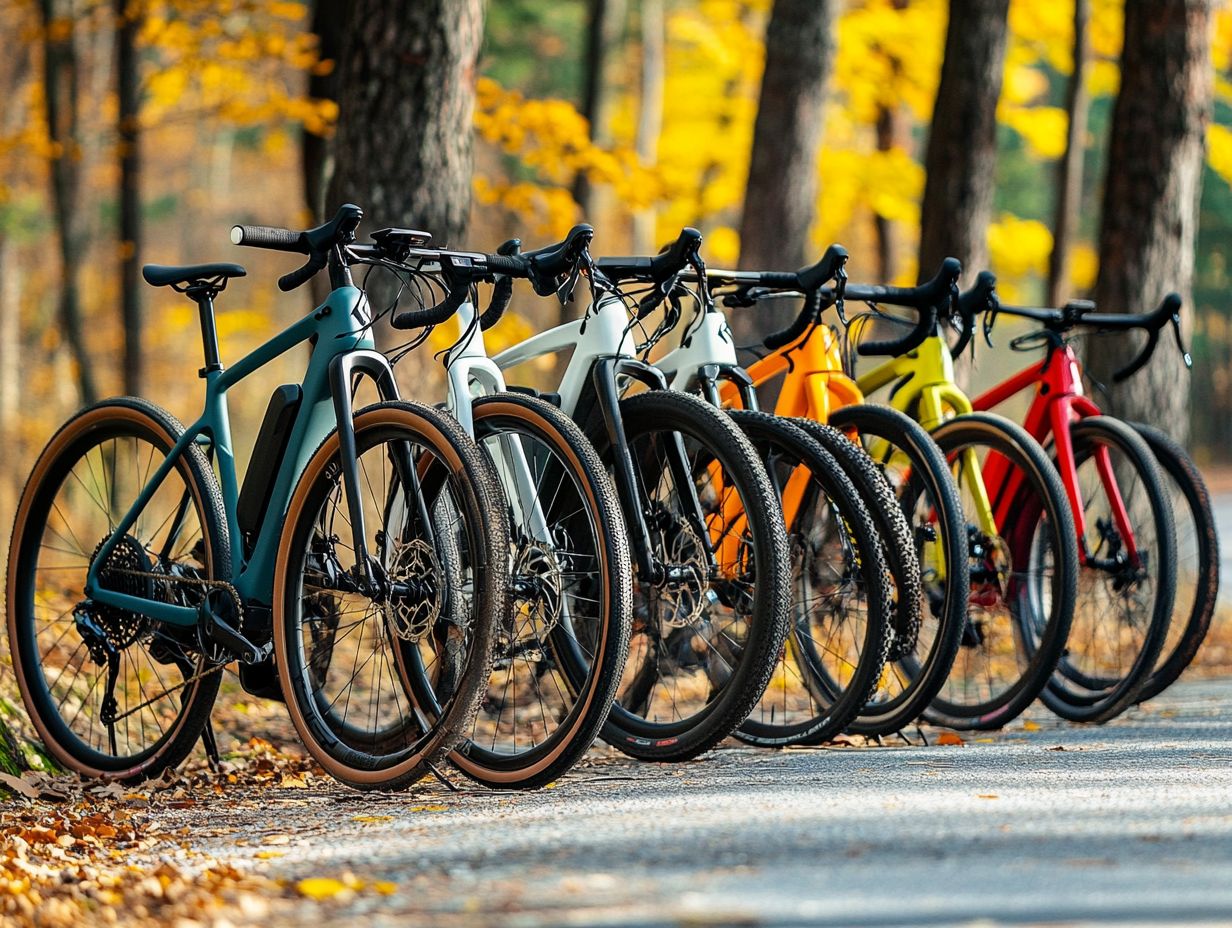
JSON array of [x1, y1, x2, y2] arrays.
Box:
[[594, 228, 705, 319], [839, 257, 962, 357], [231, 203, 363, 292], [988, 292, 1189, 382], [759, 245, 849, 350], [951, 270, 998, 358]]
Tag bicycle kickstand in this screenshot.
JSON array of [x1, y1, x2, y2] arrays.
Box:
[[200, 721, 221, 772]]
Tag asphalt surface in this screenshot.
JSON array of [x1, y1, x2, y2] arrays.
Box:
[[146, 677, 1232, 927]]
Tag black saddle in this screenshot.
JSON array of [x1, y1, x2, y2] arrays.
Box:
[[142, 263, 247, 289]]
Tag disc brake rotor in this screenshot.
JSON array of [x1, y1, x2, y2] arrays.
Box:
[[385, 538, 441, 642]]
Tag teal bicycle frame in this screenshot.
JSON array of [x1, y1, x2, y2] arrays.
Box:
[[82, 279, 398, 629]]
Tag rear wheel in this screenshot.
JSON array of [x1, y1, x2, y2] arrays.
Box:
[[591, 389, 791, 761], [6, 398, 227, 781], [728, 410, 893, 746], [925, 413, 1077, 730], [275, 402, 504, 791]]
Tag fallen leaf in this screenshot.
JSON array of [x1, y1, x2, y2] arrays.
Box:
[[977, 794, 998, 800], [1023, 720, 1041, 732], [262, 834, 292, 845], [937, 731, 965, 746], [254, 850, 285, 859], [352, 815, 394, 823], [0, 772, 41, 798], [297, 877, 351, 900]]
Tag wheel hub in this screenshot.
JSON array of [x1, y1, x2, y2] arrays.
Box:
[[384, 538, 441, 642], [510, 539, 564, 640]]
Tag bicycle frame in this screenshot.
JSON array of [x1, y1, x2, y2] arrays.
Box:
[[492, 292, 725, 580], [969, 342, 1140, 566], [83, 283, 399, 628]]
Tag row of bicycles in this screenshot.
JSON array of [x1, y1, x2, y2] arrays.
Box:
[[5, 203, 1218, 792]]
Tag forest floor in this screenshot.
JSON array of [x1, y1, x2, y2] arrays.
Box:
[[4, 675, 1232, 928]]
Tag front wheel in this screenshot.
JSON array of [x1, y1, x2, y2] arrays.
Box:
[[274, 401, 504, 791]]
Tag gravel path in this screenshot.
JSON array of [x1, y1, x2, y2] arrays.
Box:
[[136, 677, 1232, 927]]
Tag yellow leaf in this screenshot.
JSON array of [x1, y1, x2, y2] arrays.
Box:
[[1023, 720, 1041, 732], [297, 877, 349, 900], [351, 815, 394, 824], [255, 850, 284, 860]]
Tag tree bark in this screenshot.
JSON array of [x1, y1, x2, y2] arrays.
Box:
[[873, 104, 903, 282], [734, 0, 836, 345], [573, 0, 627, 216], [116, 0, 142, 397], [302, 0, 344, 222], [1047, 0, 1091, 306], [1086, 0, 1211, 441], [40, 0, 97, 405], [327, 0, 482, 246], [917, 0, 1010, 283]]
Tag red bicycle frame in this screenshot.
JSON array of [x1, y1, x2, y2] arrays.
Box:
[[970, 342, 1141, 567]]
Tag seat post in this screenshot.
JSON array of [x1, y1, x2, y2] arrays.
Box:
[[186, 284, 224, 377]]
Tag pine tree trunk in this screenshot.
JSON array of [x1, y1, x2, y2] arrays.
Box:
[[1086, 0, 1211, 442], [631, 0, 664, 255], [116, 0, 142, 397], [1047, 0, 1091, 306], [40, 0, 97, 405], [734, 0, 836, 345], [917, 0, 1010, 283], [302, 0, 344, 222], [573, 0, 627, 216]]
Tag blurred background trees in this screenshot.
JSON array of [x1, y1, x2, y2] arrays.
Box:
[[0, 0, 1229, 544]]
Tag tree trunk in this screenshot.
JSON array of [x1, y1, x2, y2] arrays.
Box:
[[917, 0, 1010, 283], [116, 0, 142, 397], [40, 0, 97, 405], [873, 104, 903, 282], [327, 0, 483, 357], [1047, 0, 1091, 306], [328, 1, 482, 245], [631, 0, 664, 255], [573, 0, 627, 216], [1086, 0, 1211, 441], [734, 0, 836, 345], [302, 0, 344, 222]]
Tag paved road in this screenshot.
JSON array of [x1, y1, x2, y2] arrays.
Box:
[[148, 678, 1232, 927], [1213, 493, 1232, 601]]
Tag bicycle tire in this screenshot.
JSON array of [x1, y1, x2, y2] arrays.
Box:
[[591, 389, 791, 761], [1130, 423, 1219, 702], [825, 404, 969, 735], [728, 410, 893, 746], [7, 398, 227, 781], [1038, 416, 1175, 723], [274, 401, 505, 791], [449, 393, 632, 789], [925, 412, 1078, 730]]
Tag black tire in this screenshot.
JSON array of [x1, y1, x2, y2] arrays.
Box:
[[825, 404, 969, 735], [449, 393, 632, 789], [274, 401, 505, 791], [1130, 423, 1219, 702], [1036, 416, 1176, 723], [925, 412, 1078, 730], [6, 398, 227, 781], [727, 410, 893, 746], [590, 389, 791, 761]]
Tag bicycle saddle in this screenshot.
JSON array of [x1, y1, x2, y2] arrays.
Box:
[[142, 263, 247, 288]]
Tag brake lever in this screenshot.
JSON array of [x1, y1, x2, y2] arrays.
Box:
[[981, 291, 1000, 347], [1171, 310, 1192, 369]]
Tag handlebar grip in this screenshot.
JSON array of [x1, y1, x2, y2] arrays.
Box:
[[231, 224, 309, 254], [278, 253, 327, 292], [484, 254, 527, 277], [479, 275, 514, 331], [856, 301, 938, 357], [1111, 292, 1185, 382], [757, 271, 800, 289], [764, 290, 824, 351], [391, 279, 470, 330], [795, 244, 849, 292]]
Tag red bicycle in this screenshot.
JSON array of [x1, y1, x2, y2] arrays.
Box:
[[962, 289, 1196, 722]]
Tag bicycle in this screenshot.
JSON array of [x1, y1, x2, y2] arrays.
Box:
[[488, 240, 793, 762], [772, 263, 1080, 730], [967, 291, 1195, 720], [591, 231, 898, 746], [345, 224, 633, 788], [6, 204, 506, 788], [696, 256, 974, 734]]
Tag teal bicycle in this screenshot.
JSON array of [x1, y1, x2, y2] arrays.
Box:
[[5, 205, 507, 789]]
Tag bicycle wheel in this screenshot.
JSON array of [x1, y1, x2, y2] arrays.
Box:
[[925, 412, 1078, 730], [1130, 423, 1219, 702], [589, 389, 790, 760], [449, 394, 631, 789], [826, 404, 969, 735], [1036, 416, 1175, 722], [727, 410, 893, 746], [274, 401, 504, 791], [7, 398, 227, 781]]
